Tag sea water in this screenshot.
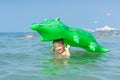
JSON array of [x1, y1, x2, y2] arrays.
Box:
[[0, 32, 120, 80]]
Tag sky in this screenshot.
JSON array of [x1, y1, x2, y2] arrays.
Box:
[[0, 0, 120, 32]]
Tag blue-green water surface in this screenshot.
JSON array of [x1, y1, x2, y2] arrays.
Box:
[[0, 32, 120, 80]]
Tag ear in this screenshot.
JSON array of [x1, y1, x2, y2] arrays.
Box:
[[55, 17, 60, 21]]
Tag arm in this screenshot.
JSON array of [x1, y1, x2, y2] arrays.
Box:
[[65, 45, 71, 57]]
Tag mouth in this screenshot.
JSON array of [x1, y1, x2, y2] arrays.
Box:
[[56, 49, 64, 54]]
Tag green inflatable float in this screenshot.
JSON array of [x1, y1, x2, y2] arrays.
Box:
[[30, 18, 110, 53]]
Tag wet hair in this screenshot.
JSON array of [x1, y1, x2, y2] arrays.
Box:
[[53, 39, 64, 44]]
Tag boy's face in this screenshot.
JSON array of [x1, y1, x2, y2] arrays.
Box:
[[53, 42, 64, 53]]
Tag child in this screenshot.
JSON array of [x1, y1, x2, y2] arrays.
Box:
[[52, 39, 71, 65]]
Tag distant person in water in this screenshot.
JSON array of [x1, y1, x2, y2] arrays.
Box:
[[52, 39, 71, 65]]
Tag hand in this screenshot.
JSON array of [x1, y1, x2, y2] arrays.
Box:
[[51, 47, 55, 51], [65, 45, 70, 50]]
